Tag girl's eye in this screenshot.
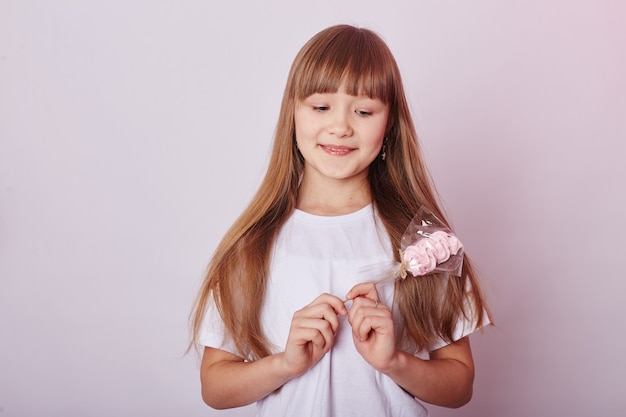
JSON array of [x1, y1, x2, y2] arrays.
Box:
[[356, 109, 372, 116], [313, 106, 329, 112]]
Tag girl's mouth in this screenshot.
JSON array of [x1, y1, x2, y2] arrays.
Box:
[[321, 145, 354, 155]]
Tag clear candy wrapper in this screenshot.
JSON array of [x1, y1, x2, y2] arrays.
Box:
[[358, 206, 464, 286]]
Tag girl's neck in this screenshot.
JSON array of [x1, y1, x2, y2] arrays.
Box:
[[296, 174, 372, 216]]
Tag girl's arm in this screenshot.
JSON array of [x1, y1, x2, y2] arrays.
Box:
[[200, 293, 347, 409], [345, 283, 475, 408], [200, 346, 294, 409], [381, 337, 474, 408]]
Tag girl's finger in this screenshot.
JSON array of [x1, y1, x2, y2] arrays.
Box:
[[291, 317, 336, 348], [311, 293, 348, 316], [347, 295, 384, 322], [354, 315, 375, 342], [293, 325, 330, 350], [296, 302, 342, 334], [344, 282, 379, 302], [347, 298, 391, 340]]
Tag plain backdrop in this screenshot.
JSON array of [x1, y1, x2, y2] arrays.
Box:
[[1, 1, 625, 416]]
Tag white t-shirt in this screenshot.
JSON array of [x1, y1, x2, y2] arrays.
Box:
[[199, 205, 484, 417]]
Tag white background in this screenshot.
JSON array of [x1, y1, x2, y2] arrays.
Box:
[[1, 1, 625, 416]]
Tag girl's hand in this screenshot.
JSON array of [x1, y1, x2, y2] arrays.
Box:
[[345, 282, 398, 372], [281, 293, 347, 377]]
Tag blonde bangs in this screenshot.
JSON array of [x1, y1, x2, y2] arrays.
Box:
[[291, 25, 396, 103]]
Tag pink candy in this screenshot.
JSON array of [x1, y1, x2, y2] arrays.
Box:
[[402, 231, 463, 277]]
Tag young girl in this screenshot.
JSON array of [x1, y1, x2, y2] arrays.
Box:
[[190, 24, 490, 416]]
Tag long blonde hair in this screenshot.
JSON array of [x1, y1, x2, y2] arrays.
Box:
[[190, 24, 489, 359]]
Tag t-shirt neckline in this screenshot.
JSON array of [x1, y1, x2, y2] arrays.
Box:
[[293, 204, 373, 224]]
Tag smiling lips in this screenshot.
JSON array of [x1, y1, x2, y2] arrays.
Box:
[[321, 144, 355, 156]]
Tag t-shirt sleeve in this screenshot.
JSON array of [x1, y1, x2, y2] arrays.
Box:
[[197, 295, 239, 355], [429, 282, 491, 352]]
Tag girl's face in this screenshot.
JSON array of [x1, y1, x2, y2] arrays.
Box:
[[294, 88, 389, 185]]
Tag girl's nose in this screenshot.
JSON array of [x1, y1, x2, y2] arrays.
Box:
[[328, 109, 353, 138]]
